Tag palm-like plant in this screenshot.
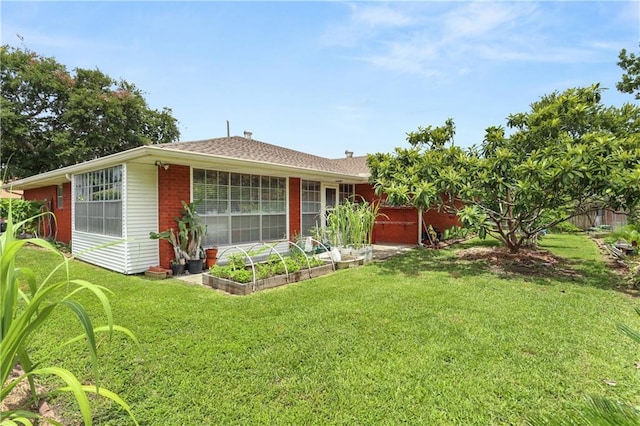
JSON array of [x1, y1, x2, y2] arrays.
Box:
[[177, 200, 207, 260], [1, 204, 138, 425]]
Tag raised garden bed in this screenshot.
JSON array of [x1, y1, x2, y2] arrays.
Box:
[[205, 261, 334, 295]]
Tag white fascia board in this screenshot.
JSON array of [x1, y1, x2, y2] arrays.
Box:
[[5, 146, 153, 190]]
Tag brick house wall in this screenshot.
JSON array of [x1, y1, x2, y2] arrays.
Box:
[[23, 183, 72, 244], [288, 177, 301, 239], [157, 165, 190, 267], [355, 183, 461, 245]]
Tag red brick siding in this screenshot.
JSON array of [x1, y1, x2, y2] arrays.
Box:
[[157, 165, 191, 267], [289, 177, 301, 239], [421, 205, 461, 234], [355, 184, 411, 244], [374, 207, 419, 244], [355, 183, 461, 244], [23, 184, 72, 244], [355, 183, 376, 201], [57, 183, 72, 243]]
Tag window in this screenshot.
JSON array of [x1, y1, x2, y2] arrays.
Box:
[[57, 184, 64, 209], [193, 169, 286, 246], [74, 166, 122, 236], [301, 180, 321, 236], [339, 183, 354, 204]]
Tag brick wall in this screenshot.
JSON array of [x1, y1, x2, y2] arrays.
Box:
[[356, 183, 462, 245], [289, 177, 301, 239], [421, 207, 461, 234], [374, 207, 419, 244], [23, 183, 72, 244], [157, 165, 190, 267]]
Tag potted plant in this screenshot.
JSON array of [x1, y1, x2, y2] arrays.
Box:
[[326, 197, 385, 264], [149, 227, 188, 268], [205, 245, 218, 268], [177, 200, 207, 274], [149, 200, 207, 274], [170, 258, 185, 276]]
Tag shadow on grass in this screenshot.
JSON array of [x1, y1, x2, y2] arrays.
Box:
[[375, 239, 638, 297]]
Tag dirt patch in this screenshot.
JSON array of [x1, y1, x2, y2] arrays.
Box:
[[1, 365, 64, 425], [454, 241, 639, 297], [456, 246, 583, 278]]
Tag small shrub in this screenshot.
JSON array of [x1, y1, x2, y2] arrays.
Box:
[[604, 225, 640, 248], [549, 221, 584, 233], [209, 264, 253, 283], [308, 256, 325, 268], [227, 253, 247, 270], [229, 268, 253, 283], [0, 198, 44, 235]]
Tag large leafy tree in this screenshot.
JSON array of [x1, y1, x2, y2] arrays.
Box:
[[617, 43, 640, 100], [368, 84, 640, 253], [0, 45, 180, 178]]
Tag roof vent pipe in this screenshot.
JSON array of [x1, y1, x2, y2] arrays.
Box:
[[244, 131, 252, 139], [345, 150, 353, 158]]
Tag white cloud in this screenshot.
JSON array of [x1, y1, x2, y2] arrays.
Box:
[[361, 34, 441, 76], [323, 2, 627, 79], [320, 2, 414, 47], [350, 3, 414, 28], [442, 2, 534, 41]]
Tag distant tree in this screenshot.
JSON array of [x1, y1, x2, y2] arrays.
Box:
[[617, 44, 640, 100], [368, 85, 640, 253], [0, 45, 180, 178]]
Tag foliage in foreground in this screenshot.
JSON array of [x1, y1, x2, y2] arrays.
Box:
[[0, 207, 138, 425]]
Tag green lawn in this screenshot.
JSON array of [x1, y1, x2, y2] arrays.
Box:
[[17, 233, 640, 425]]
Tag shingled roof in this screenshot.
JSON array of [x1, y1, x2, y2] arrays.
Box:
[[5, 134, 375, 191], [156, 136, 370, 177]]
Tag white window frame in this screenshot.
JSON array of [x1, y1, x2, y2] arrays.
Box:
[[193, 169, 287, 246], [74, 166, 123, 237]]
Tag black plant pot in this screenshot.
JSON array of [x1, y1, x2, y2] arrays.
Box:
[[171, 263, 185, 276], [187, 259, 204, 274]]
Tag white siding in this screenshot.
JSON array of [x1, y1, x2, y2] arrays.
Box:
[[72, 232, 129, 273], [122, 162, 158, 274], [72, 162, 159, 274]]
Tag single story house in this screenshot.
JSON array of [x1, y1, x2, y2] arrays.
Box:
[[7, 135, 459, 274]]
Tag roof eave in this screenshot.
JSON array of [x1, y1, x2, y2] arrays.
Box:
[[149, 146, 370, 182], [5, 146, 371, 191], [4, 146, 153, 190]]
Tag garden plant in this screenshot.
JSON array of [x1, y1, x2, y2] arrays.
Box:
[[0, 206, 138, 425]]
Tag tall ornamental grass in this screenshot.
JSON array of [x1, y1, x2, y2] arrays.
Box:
[[1, 205, 138, 425], [326, 197, 385, 249]]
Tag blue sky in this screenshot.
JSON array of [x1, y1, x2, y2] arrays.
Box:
[[2, 1, 639, 159]]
